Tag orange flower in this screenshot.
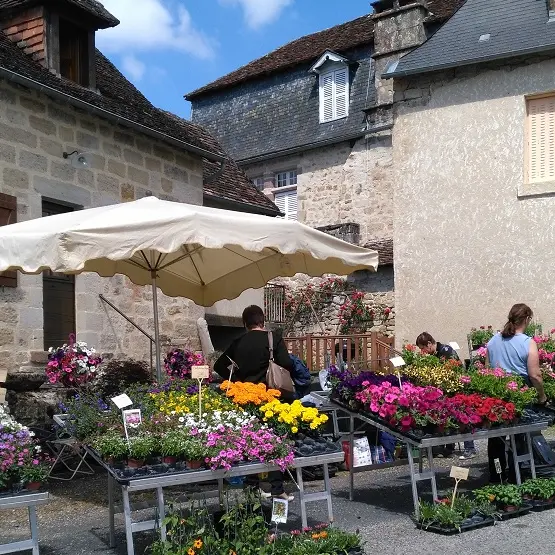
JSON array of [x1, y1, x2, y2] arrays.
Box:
[[187, 549, 195, 555], [220, 381, 281, 406], [194, 539, 203, 549]]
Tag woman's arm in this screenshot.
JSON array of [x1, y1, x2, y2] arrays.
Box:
[[528, 339, 547, 403]]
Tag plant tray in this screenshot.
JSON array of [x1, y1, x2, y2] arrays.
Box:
[[497, 504, 532, 520], [528, 499, 554, 512], [415, 517, 495, 535]]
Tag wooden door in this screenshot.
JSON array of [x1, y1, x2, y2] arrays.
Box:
[[42, 201, 75, 349]]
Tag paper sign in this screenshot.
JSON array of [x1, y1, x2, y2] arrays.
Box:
[[390, 356, 406, 368], [449, 342, 461, 350], [111, 393, 133, 409], [123, 409, 142, 429], [450, 466, 469, 480], [353, 437, 373, 467], [191, 365, 210, 380], [271, 498, 288, 524], [494, 458, 502, 475]]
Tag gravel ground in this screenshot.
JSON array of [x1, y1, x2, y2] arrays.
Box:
[[3, 433, 555, 554]]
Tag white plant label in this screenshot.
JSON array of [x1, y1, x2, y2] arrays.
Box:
[[111, 393, 133, 409], [271, 498, 288, 524], [450, 466, 469, 481], [494, 458, 502, 475], [389, 356, 406, 368], [191, 365, 210, 380]]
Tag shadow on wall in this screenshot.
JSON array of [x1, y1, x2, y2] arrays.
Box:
[[348, 266, 394, 294]]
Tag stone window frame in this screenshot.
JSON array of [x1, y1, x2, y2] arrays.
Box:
[[520, 92, 555, 198]]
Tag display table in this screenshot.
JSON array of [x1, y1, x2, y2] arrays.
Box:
[[312, 392, 548, 517], [0, 492, 49, 555], [86, 448, 344, 555]]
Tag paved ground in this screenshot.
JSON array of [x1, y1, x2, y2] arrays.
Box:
[[3, 436, 555, 554]]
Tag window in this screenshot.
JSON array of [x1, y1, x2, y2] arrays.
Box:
[[319, 68, 349, 123], [526, 96, 555, 185], [59, 18, 90, 86], [275, 170, 297, 188], [252, 177, 265, 191], [274, 189, 298, 221]]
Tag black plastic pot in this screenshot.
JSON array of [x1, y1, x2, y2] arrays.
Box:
[[416, 516, 495, 535], [529, 499, 555, 512], [497, 504, 532, 520]]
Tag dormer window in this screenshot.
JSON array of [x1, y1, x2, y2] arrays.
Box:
[[310, 50, 350, 123], [59, 18, 90, 86]]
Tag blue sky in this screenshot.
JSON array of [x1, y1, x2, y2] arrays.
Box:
[[96, 0, 373, 119]]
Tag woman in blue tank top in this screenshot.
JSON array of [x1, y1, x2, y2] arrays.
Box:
[[486, 304, 547, 483]]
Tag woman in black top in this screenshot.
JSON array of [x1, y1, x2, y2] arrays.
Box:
[[214, 305, 294, 501]]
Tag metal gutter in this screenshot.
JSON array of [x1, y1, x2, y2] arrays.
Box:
[[0, 66, 226, 163], [384, 44, 555, 79], [236, 126, 391, 165]]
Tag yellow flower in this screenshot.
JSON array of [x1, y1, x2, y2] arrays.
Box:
[[265, 411, 274, 418], [188, 549, 195, 555], [194, 539, 203, 549], [291, 427, 298, 434]]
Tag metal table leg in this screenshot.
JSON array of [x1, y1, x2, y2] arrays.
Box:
[[323, 463, 334, 524], [108, 474, 116, 548], [418, 449, 423, 474], [407, 443, 420, 519], [122, 487, 135, 555], [156, 487, 166, 542], [296, 466, 308, 529], [349, 415, 354, 501], [28, 505, 39, 555], [526, 433, 537, 479], [510, 434, 522, 485], [427, 447, 438, 502]]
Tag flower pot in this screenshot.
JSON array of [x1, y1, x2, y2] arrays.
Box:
[[127, 458, 145, 469], [26, 482, 42, 491], [186, 460, 203, 470], [162, 456, 178, 465], [503, 505, 518, 512]]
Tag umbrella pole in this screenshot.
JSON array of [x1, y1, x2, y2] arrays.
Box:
[[151, 271, 162, 382]]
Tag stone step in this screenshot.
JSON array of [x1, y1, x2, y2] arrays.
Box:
[[6, 365, 46, 392]]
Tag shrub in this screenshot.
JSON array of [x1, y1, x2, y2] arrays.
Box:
[[94, 358, 152, 399]]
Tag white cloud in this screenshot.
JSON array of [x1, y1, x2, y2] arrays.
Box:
[[219, 0, 293, 29], [121, 54, 146, 81], [97, 0, 216, 60]]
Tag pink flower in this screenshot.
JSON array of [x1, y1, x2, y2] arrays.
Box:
[[506, 381, 518, 391], [459, 376, 471, 385]]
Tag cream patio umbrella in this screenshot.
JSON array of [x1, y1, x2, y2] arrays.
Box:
[[0, 196, 378, 380]]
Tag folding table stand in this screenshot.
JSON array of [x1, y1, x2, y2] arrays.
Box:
[[0, 492, 49, 555], [86, 449, 344, 555]]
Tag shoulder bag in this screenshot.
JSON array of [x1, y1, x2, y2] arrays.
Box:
[[266, 331, 295, 393]]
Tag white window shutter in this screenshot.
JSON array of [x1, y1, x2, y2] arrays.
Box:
[[528, 97, 555, 184], [334, 68, 348, 119], [274, 190, 298, 220], [320, 73, 334, 123]]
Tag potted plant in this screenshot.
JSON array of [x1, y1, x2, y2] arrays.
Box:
[[520, 478, 555, 503], [160, 429, 186, 464], [476, 484, 523, 512], [469, 326, 495, 349], [183, 436, 207, 470], [20, 459, 50, 491], [91, 432, 128, 465], [126, 434, 155, 468]]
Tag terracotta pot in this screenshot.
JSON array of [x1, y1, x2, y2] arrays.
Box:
[[186, 460, 203, 470], [162, 456, 178, 465], [127, 458, 145, 469], [26, 482, 42, 491]]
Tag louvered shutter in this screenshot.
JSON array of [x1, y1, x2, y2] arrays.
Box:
[[0, 193, 17, 287], [528, 97, 555, 184], [274, 190, 298, 221], [334, 68, 348, 119], [320, 72, 334, 123]]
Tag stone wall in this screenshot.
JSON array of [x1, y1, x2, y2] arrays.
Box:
[[392, 55, 555, 357], [0, 78, 204, 412], [245, 135, 394, 245]]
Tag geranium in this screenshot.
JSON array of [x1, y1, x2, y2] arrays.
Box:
[[164, 348, 204, 380], [46, 335, 101, 387]]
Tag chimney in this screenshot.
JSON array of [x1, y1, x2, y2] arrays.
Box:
[[371, 1, 429, 106], [1, 7, 47, 66]]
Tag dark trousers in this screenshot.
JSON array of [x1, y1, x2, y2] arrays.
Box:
[[488, 435, 525, 483]]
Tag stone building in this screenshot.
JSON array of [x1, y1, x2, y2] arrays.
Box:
[[0, 0, 278, 413], [186, 0, 465, 336], [388, 0, 555, 352]]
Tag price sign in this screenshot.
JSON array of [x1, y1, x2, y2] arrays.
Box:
[[494, 458, 503, 479], [191, 365, 210, 380], [449, 342, 461, 351], [390, 356, 406, 368], [450, 466, 470, 481], [111, 393, 133, 409]]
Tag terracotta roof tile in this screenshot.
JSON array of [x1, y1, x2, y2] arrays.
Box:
[[0, 0, 119, 28], [186, 15, 374, 99]]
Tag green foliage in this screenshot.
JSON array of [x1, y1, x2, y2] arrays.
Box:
[[519, 478, 555, 501], [525, 322, 543, 337], [91, 431, 128, 461], [127, 434, 156, 461], [474, 484, 522, 508], [469, 327, 495, 347]]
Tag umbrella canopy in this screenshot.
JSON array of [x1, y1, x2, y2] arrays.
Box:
[[0, 196, 378, 306], [0, 196, 378, 380]]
